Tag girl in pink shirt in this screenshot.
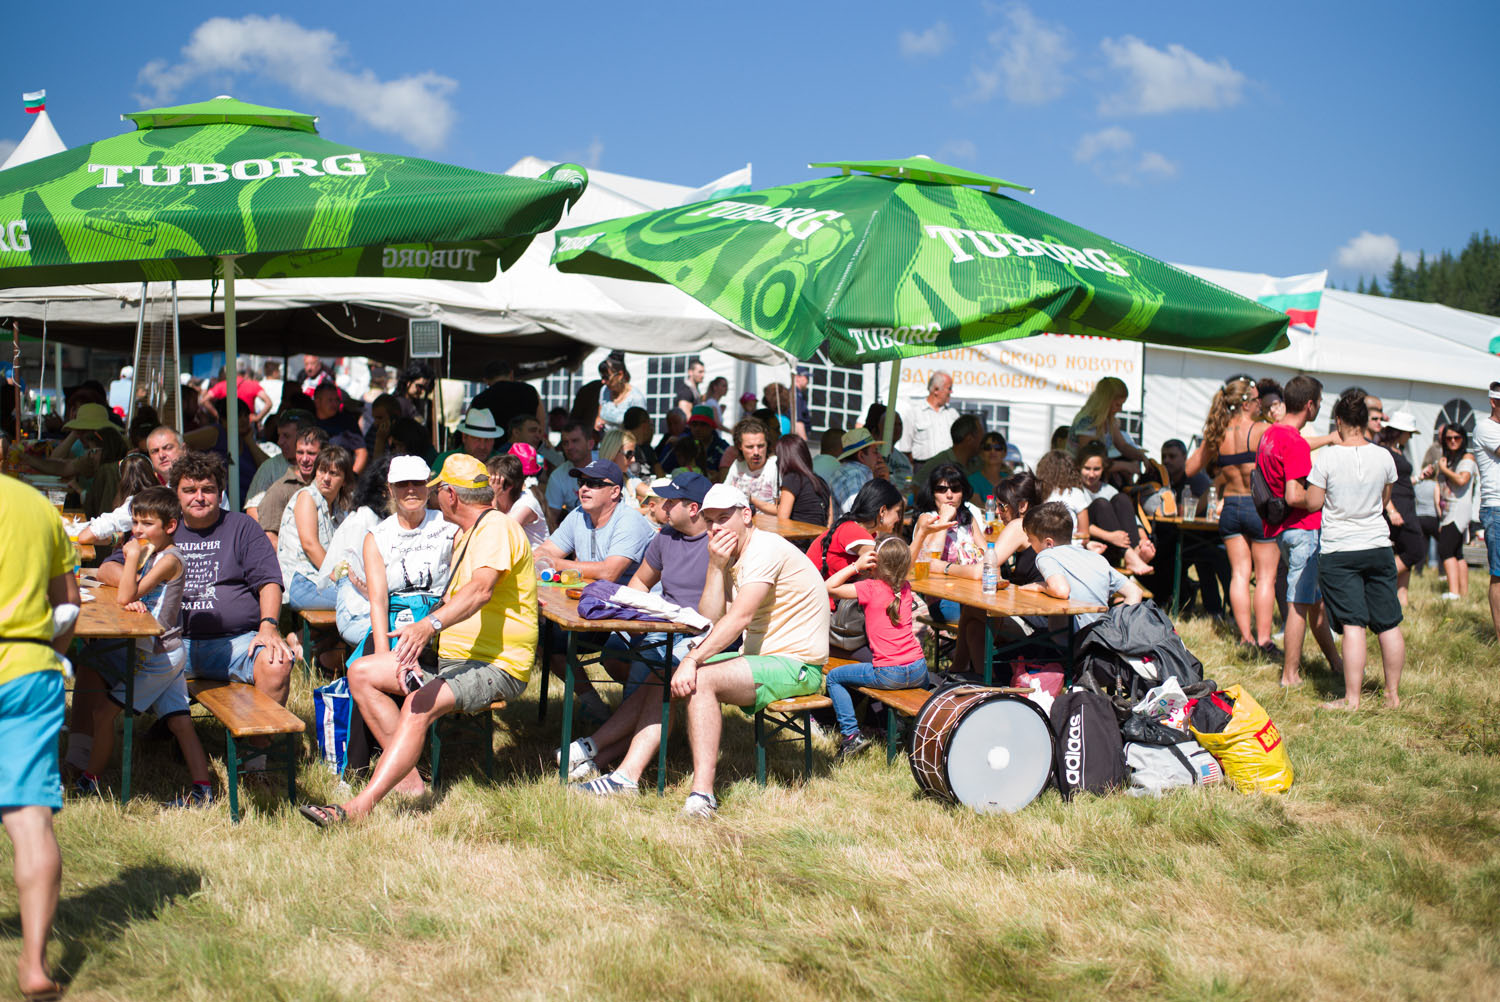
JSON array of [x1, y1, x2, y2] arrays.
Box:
[[824, 535, 928, 759]]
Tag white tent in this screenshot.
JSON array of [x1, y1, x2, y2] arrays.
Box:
[[1139, 265, 1500, 455], [0, 109, 64, 171], [0, 157, 790, 367]]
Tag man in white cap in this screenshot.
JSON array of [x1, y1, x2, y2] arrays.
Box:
[[829, 427, 889, 512], [668, 484, 829, 818], [1472, 381, 1500, 642], [300, 454, 537, 827]]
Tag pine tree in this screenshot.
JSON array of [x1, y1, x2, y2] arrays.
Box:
[[1356, 276, 1366, 294], [1414, 250, 1430, 301], [1368, 275, 1384, 296], [1388, 255, 1410, 298]]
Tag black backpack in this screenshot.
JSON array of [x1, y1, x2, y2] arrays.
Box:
[[1251, 452, 1289, 527], [1050, 691, 1126, 799]]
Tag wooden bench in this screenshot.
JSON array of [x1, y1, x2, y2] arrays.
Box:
[[294, 608, 341, 680], [822, 655, 934, 765], [187, 679, 305, 823], [754, 693, 833, 786], [428, 699, 507, 787]]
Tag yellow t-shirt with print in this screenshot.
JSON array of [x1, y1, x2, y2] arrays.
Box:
[[0, 475, 73, 686], [437, 510, 538, 681]]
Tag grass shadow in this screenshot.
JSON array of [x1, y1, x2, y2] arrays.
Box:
[[0, 862, 203, 988]]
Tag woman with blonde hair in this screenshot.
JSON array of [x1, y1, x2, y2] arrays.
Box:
[[1186, 377, 1279, 655], [1068, 376, 1147, 482], [598, 429, 643, 508]]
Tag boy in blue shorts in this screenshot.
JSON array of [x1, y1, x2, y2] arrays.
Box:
[[74, 487, 214, 807], [1021, 501, 1143, 628]]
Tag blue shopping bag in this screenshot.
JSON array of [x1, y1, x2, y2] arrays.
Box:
[[313, 677, 353, 775]]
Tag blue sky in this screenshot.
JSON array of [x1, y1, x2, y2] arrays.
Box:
[[5, 1, 1495, 287]]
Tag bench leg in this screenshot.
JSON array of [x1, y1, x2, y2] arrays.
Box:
[[284, 733, 297, 806], [121, 644, 136, 806], [225, 732, 241, 824], [754, 711, 767, 787], [886, 706, 899, 765], [656, 683, 670, 796], [537, 649, 550, 723], [802, 712, 813, 779], [300, 620, 313, 681], [429, 723, 443, 788]]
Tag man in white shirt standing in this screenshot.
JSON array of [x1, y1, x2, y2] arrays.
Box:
[[1471, 381, 1500, 643], [897, 371, 958, 463]]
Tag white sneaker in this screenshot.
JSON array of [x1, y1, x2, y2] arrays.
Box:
[[1441, 592, 1461, 601], [554, 737, 597, 765], [567, 757, 600, 782], [681, 791, 718, 819]]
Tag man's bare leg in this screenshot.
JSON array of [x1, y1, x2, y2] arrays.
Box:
[[341, 681, 457, 818], [1489, 576, 1500, 644], [2, 806, 61, 997], [347, 653, 425, 796], [685, 658, 757, 797], [1309, 602, 1345, 674], [1377, 626, 1405, 709], [1282, 602, 1310, 686], [612, 688, 682, 784]]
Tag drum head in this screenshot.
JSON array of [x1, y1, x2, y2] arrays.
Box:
[[945, 695, 1055, 814]]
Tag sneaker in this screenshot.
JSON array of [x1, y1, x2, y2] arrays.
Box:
[[1259, 641, 1285, 661], [164, 784, 215, 809], [681, 791, 718, 819], [1441, 592, 1461, 601], [554, 737, 597, 765], [837, 731, 873, 760], [72, 773, 101, 797], [575, 772, 638, 797]]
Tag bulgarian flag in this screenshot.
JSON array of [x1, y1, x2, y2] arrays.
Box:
[[1255, 270, 1325, 332], [23, 90, 45, 114]]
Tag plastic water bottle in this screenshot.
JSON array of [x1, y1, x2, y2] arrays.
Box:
[[982, 542, 999, 595], [1205, 486, 1219, 521], [1180, 486, 1195, 519]]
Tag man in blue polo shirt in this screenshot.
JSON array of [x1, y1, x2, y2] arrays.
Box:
[[565, 472, 714, 791]]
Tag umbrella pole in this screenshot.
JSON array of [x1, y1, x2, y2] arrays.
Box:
[[880, 358, 901, 456], [222, 256, 241, 505]]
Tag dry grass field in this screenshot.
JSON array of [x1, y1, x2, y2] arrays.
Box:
[[3, 571, 1498, 1001]]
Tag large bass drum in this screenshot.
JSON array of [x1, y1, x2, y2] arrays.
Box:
[[908, 685, 1056, 814]]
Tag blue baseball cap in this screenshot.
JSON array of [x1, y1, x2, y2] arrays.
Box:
[[568, 459, 625, 486], [653, 471, 712, 504]]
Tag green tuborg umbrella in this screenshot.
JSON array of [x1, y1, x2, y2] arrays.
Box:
[[552, 156, 1287, 366], [0, 96, 588, 497]]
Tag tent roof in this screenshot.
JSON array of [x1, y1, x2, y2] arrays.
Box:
[[0, 157, 786, 368], [1170, 264, 1500, 389], [1, 109, 65, 171]]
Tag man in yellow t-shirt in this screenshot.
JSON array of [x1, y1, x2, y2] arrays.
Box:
[[302, 455, 537, 826], [668, 484, 829, 819], [0, 474, 80, 999]]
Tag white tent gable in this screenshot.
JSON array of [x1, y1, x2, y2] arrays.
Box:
[[1, 109, 65, 170]]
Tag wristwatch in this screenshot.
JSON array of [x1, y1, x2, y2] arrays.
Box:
[[259, 616, 278, 628], [427, 615, 445, 632]]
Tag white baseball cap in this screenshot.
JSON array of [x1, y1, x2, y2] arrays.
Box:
[[700, 483, 749, 513], [387, 455, 432, 484]]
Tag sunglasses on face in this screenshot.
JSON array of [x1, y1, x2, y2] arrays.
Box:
[[622, 450, 636, 459], [1444, 435, 1462, 442], [580, 478, 615, 490], [935, 483, 964, 493], [981, 443, 1005, 451]]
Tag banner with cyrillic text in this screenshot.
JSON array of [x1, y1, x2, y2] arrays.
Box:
[[886, 333, 1143, 408]]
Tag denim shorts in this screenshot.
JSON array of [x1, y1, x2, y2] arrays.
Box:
[[287, 573, 338, 611], [1483, 507, 1500, 577], [182, 632, 263, 685], [1277, 527, 1322, 605], [1218, 494, 1267, 543]]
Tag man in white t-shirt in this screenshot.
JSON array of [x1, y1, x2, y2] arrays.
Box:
[[896, 371, 958, 463], [725, 418, 779, 515], [1471, 381, 1500, 642], [669, 484, 829, 818]]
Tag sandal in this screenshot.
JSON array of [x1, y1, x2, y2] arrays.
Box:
[[298, 803, 348, 828], [22, 983, 64, 1002]]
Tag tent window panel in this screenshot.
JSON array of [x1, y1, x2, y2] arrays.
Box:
[[538, 369, 584, 419], [952, 400, 1010, 443], [1437, 398, 1475, 436], [1118, 410, 1143, 442], [802, 347, 864, 434], [644, 355, 694, 419]]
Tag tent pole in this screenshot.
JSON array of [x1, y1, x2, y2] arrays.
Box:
[[880, 358, 901, 456], [53, 341, 62, 419], [222, 256, 241, 505], [171, 281, 182, 432]]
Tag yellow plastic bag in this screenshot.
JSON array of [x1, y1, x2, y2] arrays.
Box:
[[1189, 685, 1293, 794]]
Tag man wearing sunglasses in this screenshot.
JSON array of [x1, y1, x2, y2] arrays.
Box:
[[1473, 382, 1500, 642]]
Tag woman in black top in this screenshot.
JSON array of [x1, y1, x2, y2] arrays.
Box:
[[1379, 415, 1423, 606], [775, 436, 833, 534]]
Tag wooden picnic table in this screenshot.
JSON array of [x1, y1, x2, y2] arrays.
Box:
[[1149, 514, 1223, 615], [536, 582, 704, 790], [754, 513, 827, 541], [75, 579, 163, 805], [906, 570, 1106, 685]]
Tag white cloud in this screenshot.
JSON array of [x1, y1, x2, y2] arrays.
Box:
[[584, 137, 604, 170], [938, 139, 978, 162], [1073, 127, 1177, 184], [899, 21, 952, 58], [1098, 35, 1245, 115], [137, 15, 458, 149], [1074, 126, 1134, 164], [968, 4, 1071, 104], [1136, 151, 1178, 178], [1335, 231, 1416, 273]]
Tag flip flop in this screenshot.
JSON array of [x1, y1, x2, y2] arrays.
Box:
[[298, 803, 348, 828], [22, 982, 64, 1001]]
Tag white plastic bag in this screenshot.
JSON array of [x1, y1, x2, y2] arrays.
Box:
[[1132, 677, 1191, 731]]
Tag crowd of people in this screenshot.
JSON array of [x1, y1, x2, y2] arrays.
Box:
[[8, 348, 1500, 996]]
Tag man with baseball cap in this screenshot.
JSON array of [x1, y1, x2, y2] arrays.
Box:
[[662, 405, 728, 473], [1472, 381, 1500, 642], [570, 472, 717, 793], [830, 427, 889, 513], [667, 484, 829, 818], [301, 454, 537, 826]]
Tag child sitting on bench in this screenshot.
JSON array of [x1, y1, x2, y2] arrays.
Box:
[[1020, 501, 1143, 629]]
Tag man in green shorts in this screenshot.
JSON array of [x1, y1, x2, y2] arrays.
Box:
[[669, 484, 830, 817]]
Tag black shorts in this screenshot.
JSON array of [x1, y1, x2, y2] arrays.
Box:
[[1437, 523, 1467, 562], [1387, 518, 1425, 569], [1318, 547, 1403, 634]]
